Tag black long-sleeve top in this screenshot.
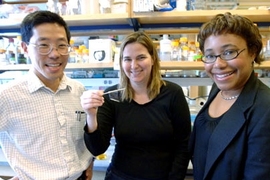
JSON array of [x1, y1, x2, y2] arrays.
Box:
[[84, 81, 191, 180]]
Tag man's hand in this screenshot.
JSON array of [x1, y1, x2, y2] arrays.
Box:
[[85, 158, 94, 180]]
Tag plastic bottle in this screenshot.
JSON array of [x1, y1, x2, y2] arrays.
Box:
[[189, 41, 196, 52], [82, 49, 89, 63], [0, 37, 4, 50], [179, 37, 188, 61], [5, 38, 17, 64], [187, 50, 195, 61], [75, 49, 83, 63], [80, 0, 99, 14], [0, 37, 6, 64], [69, 39, 76, 63], [182, 46, 189, 61], [176, 0, 187, 11], [264, 40, 270, 61], [18, 53, 27, 64], [187, 0, 195, 10], [159, 34, 172, 61], [99, 0, 112, 14], [15, 36, 30, 64], [171, 41, 179, 61], [15, 35, 23, 63], [193, 42, 202, 61]]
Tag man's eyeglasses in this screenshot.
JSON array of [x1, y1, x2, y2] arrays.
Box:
[[28, 43, 72, 55], [202, 48, 246, 64]]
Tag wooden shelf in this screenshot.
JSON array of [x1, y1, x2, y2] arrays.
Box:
[[160, 61, 270, 70], [254, 61, 270, 69], [0, 13, 130, 29], [132, 10, 270, 24], [1, 61, 270, 71], [63, 13, 130, 27], [66, 62, 114, 69], [160, 61, 205, 70], [1, 10, 270, 34], [3, 0, 65, 3], [0, 62, 114, 71], [0, 64, 31, 71]]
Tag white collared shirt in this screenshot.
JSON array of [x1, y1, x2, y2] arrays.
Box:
[[0, 71, 92, 179]]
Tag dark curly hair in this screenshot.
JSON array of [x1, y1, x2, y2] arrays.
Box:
[[198, 12, 263, 64]]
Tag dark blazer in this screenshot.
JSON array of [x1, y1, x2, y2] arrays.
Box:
[[189, 71, 270, 180]]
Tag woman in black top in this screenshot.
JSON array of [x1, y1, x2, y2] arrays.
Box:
[[81, 32, 191, 180]]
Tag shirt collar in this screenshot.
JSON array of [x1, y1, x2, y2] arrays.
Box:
[[27, 70, 72, 93]]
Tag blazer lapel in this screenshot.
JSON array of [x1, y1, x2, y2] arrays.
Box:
[[203, 106, 246, 179]]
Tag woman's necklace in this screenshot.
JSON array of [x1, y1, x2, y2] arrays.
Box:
[[220, 91, 239, 100]]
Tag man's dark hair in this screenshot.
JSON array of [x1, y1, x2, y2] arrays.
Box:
[[20, 10, 71, 43]]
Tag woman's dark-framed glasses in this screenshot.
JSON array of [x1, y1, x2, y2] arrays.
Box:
[[202, 48, 246, 64], [28, 43, 72, 55]]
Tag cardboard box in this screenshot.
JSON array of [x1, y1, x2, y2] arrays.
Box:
[[88, 39, 116, 63], [111, 2, 128, 13]]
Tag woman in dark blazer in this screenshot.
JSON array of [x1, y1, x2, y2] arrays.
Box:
[[189, 12, 270, 180]]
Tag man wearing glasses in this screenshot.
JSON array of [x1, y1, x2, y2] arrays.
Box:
[[0, 11, 94, 179]]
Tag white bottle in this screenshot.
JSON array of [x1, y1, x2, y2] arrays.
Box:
[[159, 34, 172, 61], [0, 37, 4, 50], [5, 38, 17, 64], [69, 39, 76, 63], [179, 37, 188, 61], [171, 41, 179, 61], [177, 0, 187, 11], [80, 0, 100, 14], [264, 40, 270, 61]]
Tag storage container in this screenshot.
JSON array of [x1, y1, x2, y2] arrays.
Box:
[[88, 39, 116, 63], [111, 0, 128, 13]]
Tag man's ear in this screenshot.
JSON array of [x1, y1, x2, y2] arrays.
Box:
[[21, 42, 29, 58], [21, 41, 28, 53]]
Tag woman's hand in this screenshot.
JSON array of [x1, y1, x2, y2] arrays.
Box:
[[80, 90, 104, 133], [80, 90, 104, 116]]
